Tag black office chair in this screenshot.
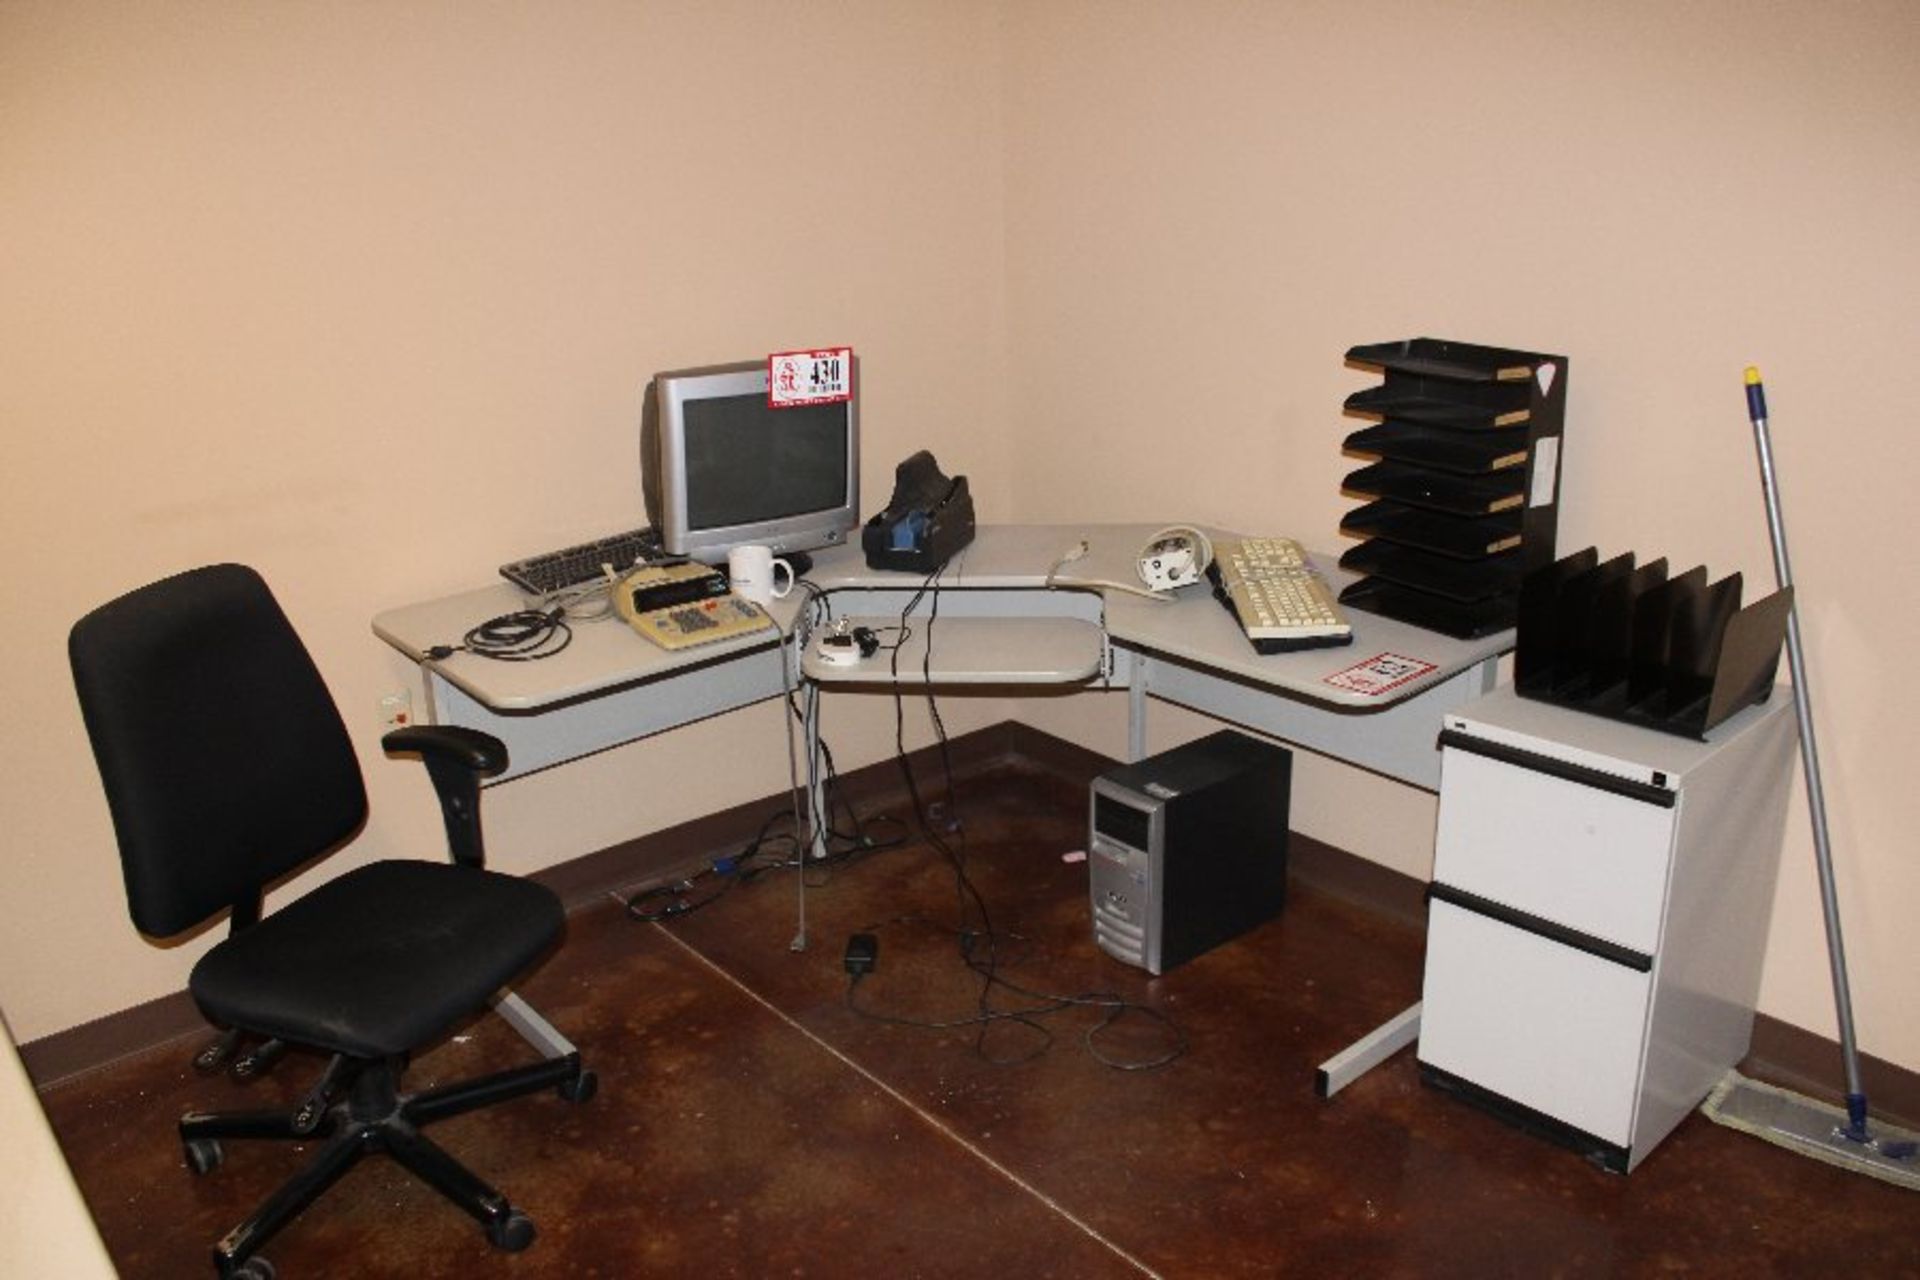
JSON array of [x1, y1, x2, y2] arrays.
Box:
[[69, 564, 595, 1279]]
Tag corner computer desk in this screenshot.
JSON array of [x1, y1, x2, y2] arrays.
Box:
[[373, 524, 1511, 1088], [373, 524, 1506, 789]]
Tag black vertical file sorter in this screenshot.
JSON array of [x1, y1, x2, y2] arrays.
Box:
[[1337, 338, 1567, 638], [1513, 547, 1793, 738]]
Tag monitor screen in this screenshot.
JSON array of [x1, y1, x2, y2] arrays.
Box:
[[682, 395, 851, 531]]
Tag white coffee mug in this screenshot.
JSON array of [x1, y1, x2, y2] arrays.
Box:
[[727, 544, 795, 606]]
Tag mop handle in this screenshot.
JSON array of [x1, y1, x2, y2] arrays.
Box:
[[1746, 367, 1866, 1120]]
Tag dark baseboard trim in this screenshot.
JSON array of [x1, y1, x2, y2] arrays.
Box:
[[1744, 1014, 1919, 1130], [1288, 834, 1431, 929], [21, 720, 1041, 1089], [24, 720, 1919, 1129], [528, 718, 1039, 910], [20, 988, 213, 1090]]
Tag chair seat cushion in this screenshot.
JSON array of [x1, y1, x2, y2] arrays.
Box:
[[190, 860, 564, 1059]]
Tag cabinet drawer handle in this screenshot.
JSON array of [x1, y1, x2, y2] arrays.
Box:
[[1428, 882, 1655, 973], [1438, 729, 1678, 808]]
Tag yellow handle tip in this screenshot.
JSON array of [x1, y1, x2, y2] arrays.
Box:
[[1745, 365, 1763, 385]]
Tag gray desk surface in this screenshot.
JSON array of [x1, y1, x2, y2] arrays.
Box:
[[372, 523, 1511, 714]]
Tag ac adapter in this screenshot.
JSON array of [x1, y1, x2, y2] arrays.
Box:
[[843, 932, 878, 976]]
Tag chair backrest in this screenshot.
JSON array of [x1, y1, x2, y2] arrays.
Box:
[[69, 564, 369, 938]]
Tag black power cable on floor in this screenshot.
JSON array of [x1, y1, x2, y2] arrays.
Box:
[[843, 918, 1189, 1071], [851, 564, 1188, 1072]]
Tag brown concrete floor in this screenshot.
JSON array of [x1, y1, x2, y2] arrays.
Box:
[[39, 760, 1920, 1278]]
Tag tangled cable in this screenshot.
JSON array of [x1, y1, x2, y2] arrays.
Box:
[[423, 607, 572, 662]]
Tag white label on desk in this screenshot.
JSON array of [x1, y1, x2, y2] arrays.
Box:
[[1325, 653, 1437, 697], [768, 347, 854, 406]]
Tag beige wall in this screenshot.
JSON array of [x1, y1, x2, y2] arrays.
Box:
[[1, 1, 1018, 1042], [5, 2, 1917, 1080], [996, 1, 1920, 1073]]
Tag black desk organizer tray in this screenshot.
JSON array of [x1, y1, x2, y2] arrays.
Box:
[[1338, 338, 1566, 640], [1513, 547, 1793, 739]]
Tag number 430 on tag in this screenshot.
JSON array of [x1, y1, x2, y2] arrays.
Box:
[[769, 347, 854, 407]]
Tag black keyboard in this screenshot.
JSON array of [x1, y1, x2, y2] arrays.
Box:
[[499, 528, 665, 595]]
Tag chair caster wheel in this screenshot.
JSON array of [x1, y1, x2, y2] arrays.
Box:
[[559, 1069, 597, 1104], [486, 1208, 536, 1252], [184, 1138, 224, 1176], [229, 1255, 276, 1279]]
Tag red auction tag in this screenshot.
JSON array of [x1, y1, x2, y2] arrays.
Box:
[[768, 347, 854, 407], [1324, 653, 1437, 696]]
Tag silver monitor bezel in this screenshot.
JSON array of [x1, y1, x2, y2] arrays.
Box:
[[648, 358, 860, 564]]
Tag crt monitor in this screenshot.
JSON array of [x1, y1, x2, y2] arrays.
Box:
[[641, 358, 860, 564]]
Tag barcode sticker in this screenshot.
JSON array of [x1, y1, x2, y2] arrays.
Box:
[[769, 347, 854, 407]]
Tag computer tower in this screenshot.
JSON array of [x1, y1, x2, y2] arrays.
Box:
[[1088, 730, 1292, 975]]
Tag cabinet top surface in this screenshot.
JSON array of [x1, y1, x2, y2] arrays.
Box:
[[1446, 685, 1794, 781]]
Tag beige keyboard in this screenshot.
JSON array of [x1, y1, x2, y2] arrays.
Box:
[[1209, 537, 1353, 653]]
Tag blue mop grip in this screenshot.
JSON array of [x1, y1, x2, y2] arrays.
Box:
[[1745, 366, 1769, 422]]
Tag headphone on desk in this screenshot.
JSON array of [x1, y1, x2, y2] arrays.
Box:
[[1136, 526, 1214, 592]]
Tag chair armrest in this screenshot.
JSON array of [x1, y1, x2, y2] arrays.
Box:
[[381, 725, 509, 777], [382, 726, 510, 867]]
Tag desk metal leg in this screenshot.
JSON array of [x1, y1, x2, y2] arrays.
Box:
[[491, 989, 578, 1060], [1316, 1002, 1421, 1097], [1128, 661, 1147, 762], [803, 679, 827, 861], [795, 681, 822, 951]]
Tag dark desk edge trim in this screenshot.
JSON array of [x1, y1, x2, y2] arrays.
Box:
[[1438, 728, 1678, 807], [1428, 883, 1655, 973], [1419, 1060, 1632, 1173], [24, 720, 1916, 1130], [455, 634, 788, 718]]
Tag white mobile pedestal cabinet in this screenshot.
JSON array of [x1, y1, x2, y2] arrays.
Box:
[[1416, 686, 1798, 1172]]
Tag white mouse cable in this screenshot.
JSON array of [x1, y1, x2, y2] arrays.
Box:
[[1045, 539, 1090, 588]]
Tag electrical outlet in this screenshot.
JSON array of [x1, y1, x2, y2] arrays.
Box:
[[378, 690, 412, 731]]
